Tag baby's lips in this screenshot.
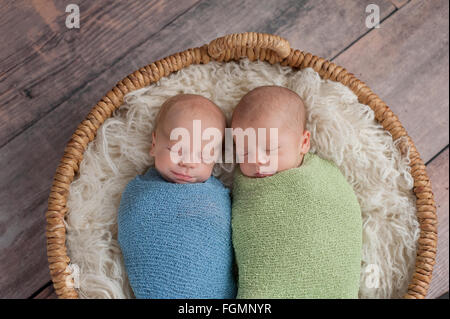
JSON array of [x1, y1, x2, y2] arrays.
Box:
[[254, 172, 275, 178], [170, 170, 197, 183]]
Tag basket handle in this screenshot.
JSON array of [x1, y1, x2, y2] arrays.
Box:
[[207, 32, 291, 60]]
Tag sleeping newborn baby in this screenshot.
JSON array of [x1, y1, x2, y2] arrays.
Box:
[[118, 94, 236, 298], [231, 86, 362, 298]]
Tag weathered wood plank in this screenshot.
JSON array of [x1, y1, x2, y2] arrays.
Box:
[[0, 0, 200, 147], [389, 0, 409, 8], [260, 0, 395, 59], [0, 0, 202, 299], [334, 0, 449, 299], [0, 0, 417, 299], [33, 282, 57, 299], [0, 0, 395, 149], [426, 147, 449, 299], [334, 0, 449, 163]]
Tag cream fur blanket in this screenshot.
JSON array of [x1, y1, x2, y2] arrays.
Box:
[[65, 58, 419, 299]]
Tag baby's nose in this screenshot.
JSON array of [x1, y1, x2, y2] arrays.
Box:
[[178, 151, 200, 168], [179, 160, 196, 168]]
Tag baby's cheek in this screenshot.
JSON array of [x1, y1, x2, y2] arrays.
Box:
[[165, 148, 181, 164], [239, 162, 255, 177], [199, 163, 215, 181], [277, 151, 300, 171], [155, 149, 174, 170]]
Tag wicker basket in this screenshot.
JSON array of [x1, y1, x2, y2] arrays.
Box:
[[46, 32, 437, 299]]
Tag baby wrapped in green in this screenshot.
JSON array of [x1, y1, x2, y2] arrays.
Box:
[[232, 152, 362, 298]]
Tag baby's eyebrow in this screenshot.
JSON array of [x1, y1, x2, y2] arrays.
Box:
[[167, 141, 212, 152]]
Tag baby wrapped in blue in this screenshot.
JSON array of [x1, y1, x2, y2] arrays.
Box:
[[118, 167, 236, 298]]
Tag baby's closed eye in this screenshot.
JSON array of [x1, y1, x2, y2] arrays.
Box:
[[238, 146, 280, 156], [167, 145, 206, 161]]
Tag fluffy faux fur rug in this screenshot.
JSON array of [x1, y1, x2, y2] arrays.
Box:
[[65, 58, 419, 299]]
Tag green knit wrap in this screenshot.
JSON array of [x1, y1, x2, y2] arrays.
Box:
[[231, 152, 362, 299]]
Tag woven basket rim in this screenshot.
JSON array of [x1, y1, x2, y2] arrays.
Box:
[[45, 32, 437, 299]]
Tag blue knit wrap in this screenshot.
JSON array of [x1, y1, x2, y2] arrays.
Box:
[[117, 167, 236, 299]]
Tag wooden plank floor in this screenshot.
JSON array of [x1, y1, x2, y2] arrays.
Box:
[[425, 148, 449, 299], [335, 0, 449, 163], [0, 0, 447, 299]]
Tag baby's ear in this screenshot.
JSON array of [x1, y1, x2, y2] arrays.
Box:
[[300, 130, 311, 154], [149, 131, 156, 156]]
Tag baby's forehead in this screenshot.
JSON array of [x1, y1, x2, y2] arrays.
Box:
[[165, 95, 213, 116], [245, 86, 298, 104], [232, 86, 305, 129], [158, 95, 225, 134]]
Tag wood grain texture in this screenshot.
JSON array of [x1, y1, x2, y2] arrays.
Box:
[[0, 0, 200, 148], [1, 0, 447, 299], [0, 0, 202, 299], [33, 283, 57, 299], [0, 0, 395, 299], [0, 0, 395, 149], [334, 0, 449, 163], [426, 148, 449, 299], [389, 0, 409, 8]]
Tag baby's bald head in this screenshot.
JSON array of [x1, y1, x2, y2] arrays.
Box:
[[154, 93, 226, 137], [231, 86, 311, 177], [150, 93, 226, 184], [231, 86, 306, 134]]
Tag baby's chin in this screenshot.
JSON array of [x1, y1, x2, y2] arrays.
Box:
[[240, 168, 277, 178], [240, 164, 303, 178], [159, 169, 210, 184], [253, 172, 276, 178], [172, 178, 209, 184]]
